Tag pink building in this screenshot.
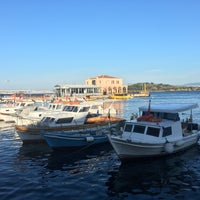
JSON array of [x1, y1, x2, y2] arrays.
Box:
[[85, 75, 128, 95]]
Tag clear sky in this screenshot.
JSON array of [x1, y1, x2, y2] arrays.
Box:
[[0, 0, 200, 90]]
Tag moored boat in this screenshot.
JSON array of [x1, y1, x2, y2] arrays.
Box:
[[0, 101, 36, 123], [15, 103, 125, 143], [108, 102, 200, 160], [40, 124, 114, 148], [108, 93, 131, 100]]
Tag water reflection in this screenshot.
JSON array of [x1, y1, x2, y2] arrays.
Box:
[[16, 142, 114, 172], [106, 146, 200, 199], [46, 143, 113, 172]]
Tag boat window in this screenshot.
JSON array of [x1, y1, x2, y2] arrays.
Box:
[[56, 105, 62, 110], [56, 117, 73, 124], [143, 112, 180, 121], [41, 117, 46, 122], [72, 106, 78, 112], [63, 106, 74, 111], [133, 125, 145, 134], [42, 117, 51, 122], [162, 127, 172, 137], [79, 106, 90, 112], [157, 112, 179, 121], [124, 124, 133, 132], [164, 113, 179, 121], [146, 127, 160, 137], [91, 105, 99, 109]]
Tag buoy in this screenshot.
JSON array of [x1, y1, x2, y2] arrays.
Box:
[[164, 142, 174, 153]]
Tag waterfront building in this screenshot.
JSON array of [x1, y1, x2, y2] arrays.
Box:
[[85, 75, 128, 95], [54, 84, 101, 97]]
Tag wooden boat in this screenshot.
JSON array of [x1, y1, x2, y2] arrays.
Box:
[[40, 124, 114, 148], [108, 102, 200, 160]]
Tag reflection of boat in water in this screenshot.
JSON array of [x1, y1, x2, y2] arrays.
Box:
[[46, 143, 113, 171], [17, 142, 53, 158], [106, 147, 200, 198], [17, 142, 113, 171]]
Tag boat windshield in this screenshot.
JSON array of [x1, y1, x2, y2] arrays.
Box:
[[63, 106, 76, 112], [79, 106, 90, 112], [143, 111, 180, 121]]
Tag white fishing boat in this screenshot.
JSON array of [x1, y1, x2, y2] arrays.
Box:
[[16, 100, 117, 126], [15, 103, 125, 143], [0, 101, 36, 123], [108, 102, 200, 160]]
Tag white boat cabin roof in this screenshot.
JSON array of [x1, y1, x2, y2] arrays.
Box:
[[139, 103, 199, 114]]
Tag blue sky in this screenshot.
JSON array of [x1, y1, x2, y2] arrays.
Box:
[[0, 0, 200, 90]]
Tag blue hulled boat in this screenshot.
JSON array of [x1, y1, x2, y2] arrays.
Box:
[[40, 125, 112, 148]]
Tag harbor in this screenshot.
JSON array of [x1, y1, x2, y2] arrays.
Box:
[[1, 91, 200, 199], [1, 0, 200, 199]]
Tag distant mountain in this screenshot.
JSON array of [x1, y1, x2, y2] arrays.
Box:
[[184, 83, 200, 87]]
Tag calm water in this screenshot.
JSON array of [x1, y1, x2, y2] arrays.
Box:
[[1, 91, 200, 200]]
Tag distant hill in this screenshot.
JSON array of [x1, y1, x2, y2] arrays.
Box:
[[184, 82, 200, 87], [128, 82, 200, 93]]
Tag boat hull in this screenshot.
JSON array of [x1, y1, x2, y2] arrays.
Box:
[[16, 130, 45, 143], [108, 134, 200, 160], [41, 130, 109, 148], [15, 121, 120, 144]]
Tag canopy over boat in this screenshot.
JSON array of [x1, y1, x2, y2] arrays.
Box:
[[139, 103, 199, 113]]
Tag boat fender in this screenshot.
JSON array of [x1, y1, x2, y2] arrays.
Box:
[[197, 139, 200, 146], [86, 136, 94, 142], [164, 142, 174, 153], [175, 140, 184, 146]]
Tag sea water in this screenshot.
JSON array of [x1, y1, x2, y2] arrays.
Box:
[[1, 91, 200, 200]]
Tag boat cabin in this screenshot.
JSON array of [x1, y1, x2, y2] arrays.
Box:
[[123, 103, 200, 143], [38, 104, 92, 127]]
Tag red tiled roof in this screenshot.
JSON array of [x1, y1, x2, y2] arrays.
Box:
[[97, 75, 118, 78]]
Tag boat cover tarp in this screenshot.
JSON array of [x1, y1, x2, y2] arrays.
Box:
[[139, 103, 199, 113]]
